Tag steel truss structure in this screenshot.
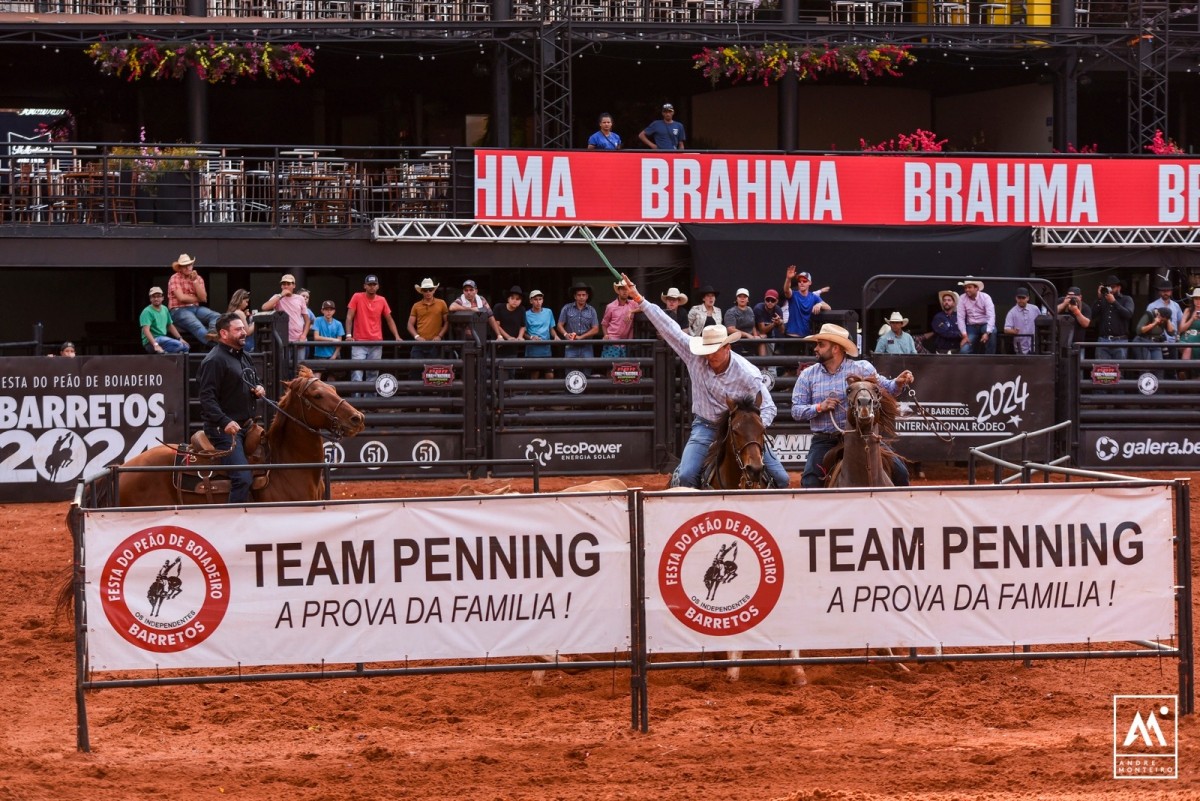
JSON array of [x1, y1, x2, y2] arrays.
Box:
[[373, 219, 1200, 249]]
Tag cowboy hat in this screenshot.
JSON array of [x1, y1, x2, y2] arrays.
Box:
[[959, 278, 984, 290], [884, 311, 908, 326], [937, 290, 957, 306], [414, 277, 439, 292], [176, 253, 195, 266], [689, 324, 742, 356], [696, 285, 719, 298], [803, 323, 859, 357], [661, 287, 689, 304], [569, 282, 592, 298]]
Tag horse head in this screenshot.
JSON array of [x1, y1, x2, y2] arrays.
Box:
[[725, 396, 765, 488], [845, 379, 881, 436], [282, 365, 366, 440]]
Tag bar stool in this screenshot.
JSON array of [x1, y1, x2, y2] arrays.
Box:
[[977, 2, 1006, 23], [1074, 0, 1090, 26], [831, 0, 871, 24], [875, 0, 901, 23], [932, 1, 966, 23]]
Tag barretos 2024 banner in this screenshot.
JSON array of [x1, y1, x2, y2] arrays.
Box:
[[474, 150, 1200, 226], [0, 356, 185, 502]]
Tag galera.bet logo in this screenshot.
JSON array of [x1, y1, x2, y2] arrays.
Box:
[[1113, 695, 1177, 779]]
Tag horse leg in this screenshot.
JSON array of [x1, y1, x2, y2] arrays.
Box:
[[726, 650, 741, 682], [727, 650, 807, 684]]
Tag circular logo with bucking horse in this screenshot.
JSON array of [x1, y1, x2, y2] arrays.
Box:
[[658, 510, 783, 636], [99, 526, 230, 653]]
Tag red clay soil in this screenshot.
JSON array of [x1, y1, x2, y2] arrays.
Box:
[[1, 466, 1197, 801]]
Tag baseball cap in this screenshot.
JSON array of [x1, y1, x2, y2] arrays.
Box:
[[662, 103, 674, 110], [364, 274, 379, 284], [764, 289, 779, 300], [1067, 286, 1081, 295], [280, 273, 296, 284], [529, 289, 544, 299], [321, 300, 336, 310], [1015, 287, 1029, 297], [463, 279, 477, 288], [736, 288, 749, 297], [1105, 274, 1122, 285], [148, 286, 164, 296]]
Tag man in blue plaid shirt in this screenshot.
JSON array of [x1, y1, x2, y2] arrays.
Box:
[[791, 323, 914, 489]]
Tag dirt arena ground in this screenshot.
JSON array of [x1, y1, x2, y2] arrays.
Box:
[[1, 466, 1196, 801]]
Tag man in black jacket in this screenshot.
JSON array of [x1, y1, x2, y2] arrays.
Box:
[[1093, 275, 1135, 360], [196, 313, 265, 503]]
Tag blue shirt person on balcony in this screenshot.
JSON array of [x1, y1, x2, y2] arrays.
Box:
[[639, 103, 686, 150], [587, 113, 622, 150]]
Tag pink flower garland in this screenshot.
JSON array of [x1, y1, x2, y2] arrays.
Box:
[[693, 43, 915, 87]]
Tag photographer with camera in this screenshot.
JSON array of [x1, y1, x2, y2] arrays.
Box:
[[1134, 304, 1176, 375], [1056, 286, 1092, 349], [1092, 275, 1134, 359]]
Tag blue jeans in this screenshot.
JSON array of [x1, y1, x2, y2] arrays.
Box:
[[144, 336, 189, 354], [1095, 338, 1128, 361], [802, 433, 909, 489], [170, 305, 221, 347], [959, 324, 996, 354], [206, 428, 251, 503], [674, 416, 789, 489], [350, 343, 382, 383]]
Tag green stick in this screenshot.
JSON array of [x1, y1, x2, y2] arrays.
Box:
[[580, 226, 625, 283]]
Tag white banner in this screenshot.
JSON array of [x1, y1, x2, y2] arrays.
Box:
[[642, 485, 1176, 652], [84, 494, 632, 671]]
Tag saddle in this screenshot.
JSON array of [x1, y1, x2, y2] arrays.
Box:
[[171, 422, 270, 503]]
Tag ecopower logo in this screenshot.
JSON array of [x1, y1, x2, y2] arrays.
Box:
[[522, 437, 623, 466]]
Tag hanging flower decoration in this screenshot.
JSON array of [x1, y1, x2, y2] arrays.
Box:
[[860, 129, 947, 152], [1146, 129, 1184, 155], [85, 38, 315, 85], [693, 43, 915, 87]]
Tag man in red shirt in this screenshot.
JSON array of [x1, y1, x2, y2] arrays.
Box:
[[344, 274, 402, 386], [166, 252, 221, 349]]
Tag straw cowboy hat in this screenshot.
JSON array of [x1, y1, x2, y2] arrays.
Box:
[[414, 277, 440, 292], [959, 277, 984, 290], [803, 323, 859, 357], [884, 311, 909, 327], [937, 290, 957, 306], [661, 287, 689, 305], [689, 324, 742, 355]]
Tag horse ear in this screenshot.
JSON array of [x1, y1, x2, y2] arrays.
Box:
[[754, 392, 762, 409], [726, 398, 737, 411], [297, 365, 314, 379]]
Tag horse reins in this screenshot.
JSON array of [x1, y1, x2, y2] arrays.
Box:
[[241, 370, 352, 442]]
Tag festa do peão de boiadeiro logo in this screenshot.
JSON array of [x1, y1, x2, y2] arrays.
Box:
[[658, 510, 783, 636], [100, 526, 230, 653]]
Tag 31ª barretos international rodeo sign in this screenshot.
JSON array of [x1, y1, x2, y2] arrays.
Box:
[[474, 150, 1200, 227], [0, 355, 185, 502], [81, 484, 1174, 673]]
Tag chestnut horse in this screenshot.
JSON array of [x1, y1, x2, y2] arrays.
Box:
[[701, 397, 766, 490], [824, 375, 900, 489], [110, 365, 364, 506]]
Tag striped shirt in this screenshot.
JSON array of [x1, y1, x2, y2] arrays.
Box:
[[639, 299, 777, 426], [790, 358, 900, 433]]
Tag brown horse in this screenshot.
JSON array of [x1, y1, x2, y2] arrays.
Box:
[[825, 375, 901, 489], [111, 365, 365, 506], [702, 397, 767, 490]]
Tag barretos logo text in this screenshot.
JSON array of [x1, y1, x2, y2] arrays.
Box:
[[658, 510, 783, 636], [99, 527, 230, 653], [523, 437, 623, 467]]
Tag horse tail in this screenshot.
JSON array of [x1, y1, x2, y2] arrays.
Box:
[[53, 564, 79, 625]]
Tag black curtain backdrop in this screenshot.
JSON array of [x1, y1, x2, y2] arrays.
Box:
[[682, 224, 1033, 339]]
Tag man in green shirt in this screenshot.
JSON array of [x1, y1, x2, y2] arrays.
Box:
[[140, 286, 190, 354]]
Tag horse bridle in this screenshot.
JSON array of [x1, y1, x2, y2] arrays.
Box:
[[725, 407, 765, 489], [242, 370, 353, 442], [846, 382, 881, 435]]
